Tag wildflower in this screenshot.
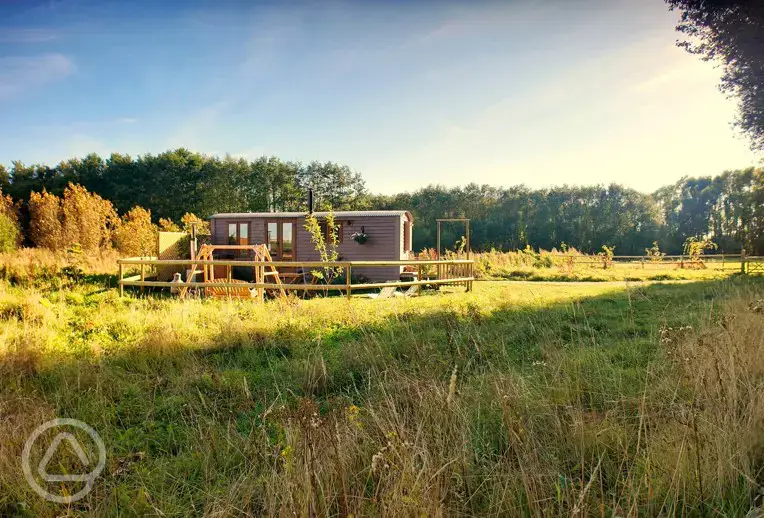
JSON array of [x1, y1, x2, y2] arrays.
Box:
[[347, 404, 361, 429], [371, 452, 386, 473], [280, 445, 292, 461]]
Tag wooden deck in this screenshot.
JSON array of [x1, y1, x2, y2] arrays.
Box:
[[118, 257, 475, 300]]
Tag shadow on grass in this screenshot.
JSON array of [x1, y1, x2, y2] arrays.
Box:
[[14, 277, 761, 414], [2, 276, 762, 515]]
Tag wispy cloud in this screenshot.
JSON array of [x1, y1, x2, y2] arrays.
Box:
[[0, 53, 74, 100], [165, 101, 230, 150], [0, 28, 57, 43]]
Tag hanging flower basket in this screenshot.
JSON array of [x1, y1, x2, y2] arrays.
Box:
[[351, 232, 369, 244]]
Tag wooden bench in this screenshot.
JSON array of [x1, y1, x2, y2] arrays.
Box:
[[205, 279, 256, 299]]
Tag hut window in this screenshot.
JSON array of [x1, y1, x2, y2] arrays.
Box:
[[238, 223, 248, 245], [267, 222, 278, 253], [319, 221, 343, 243], [282, 222, 293, 259], [228, 222, 249, 246], [404, 220, 412, 251]]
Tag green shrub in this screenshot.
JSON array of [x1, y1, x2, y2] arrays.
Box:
[[0, 213, 20, 253]]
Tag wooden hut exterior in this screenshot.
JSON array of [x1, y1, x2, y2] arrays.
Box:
[[208, 211, 414, 281]]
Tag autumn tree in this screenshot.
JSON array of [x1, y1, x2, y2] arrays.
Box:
[[114, 206, 158, 256], [180, 212, 210, 234], [28, 189, 64, 250], [60, 184, 118, 252], [158, 218, 181, 232]]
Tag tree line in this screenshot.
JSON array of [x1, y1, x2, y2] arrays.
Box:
[[0, 149, 761, 255]]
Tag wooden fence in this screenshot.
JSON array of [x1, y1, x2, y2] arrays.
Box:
[[526, 253, 760, 272], [117, 258, 475, 299]]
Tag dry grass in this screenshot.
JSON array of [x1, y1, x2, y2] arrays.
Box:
[[0, 247, 119, 286], [0, 268, 762, 515], [472, 248, 741, 282]]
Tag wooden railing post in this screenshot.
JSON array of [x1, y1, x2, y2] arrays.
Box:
[[344, 264, 351, 300], [117, 258, 481, 296], [258, 265, 264, 302], [741, 250, 746, 274], [119, 261, 124, 297]]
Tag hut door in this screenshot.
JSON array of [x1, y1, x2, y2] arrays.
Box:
[[266, 221, 295, 260]]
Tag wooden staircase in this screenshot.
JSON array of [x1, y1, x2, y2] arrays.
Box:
[[252, 245, 286, 299]]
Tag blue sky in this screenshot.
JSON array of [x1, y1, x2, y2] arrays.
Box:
[[0, 0, 759, 194]]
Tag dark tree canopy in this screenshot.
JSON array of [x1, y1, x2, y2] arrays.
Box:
[[1, 150, 762, 254], [667, 0, 764, 151]]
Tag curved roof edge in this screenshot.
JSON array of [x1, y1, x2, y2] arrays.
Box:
[[209, 210, 413, 222]]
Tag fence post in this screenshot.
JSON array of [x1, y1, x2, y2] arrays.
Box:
[[140, 263, 145, 294], [346, 263, 352, 300], [258, 265, 265, 302], [119, 262, 124, 297], [741, 250, 746, 274]]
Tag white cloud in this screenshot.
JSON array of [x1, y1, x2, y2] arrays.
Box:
[[0, 53, 74, 100], [164, 101, 230, 150]]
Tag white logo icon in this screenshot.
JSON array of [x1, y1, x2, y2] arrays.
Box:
[[22, 418, 106, 503]]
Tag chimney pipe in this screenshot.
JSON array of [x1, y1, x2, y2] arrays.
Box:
[[308, 188, 314, 214]]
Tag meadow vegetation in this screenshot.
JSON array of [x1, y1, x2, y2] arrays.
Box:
[[0, 254, 762, 515], [469, 247, 739, 282]]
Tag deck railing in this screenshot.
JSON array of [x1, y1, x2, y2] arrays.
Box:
[[585, 253, 761, 273], [117, 257, 474, 299]]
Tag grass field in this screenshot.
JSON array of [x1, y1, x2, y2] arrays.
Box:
[[1, 261, 763, 515], [471, 249, 744, 282]]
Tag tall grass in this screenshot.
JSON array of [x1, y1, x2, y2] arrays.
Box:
[[0, 248, 119, 286], [472, 248, 739, 282], [0, 270, 762, 515]]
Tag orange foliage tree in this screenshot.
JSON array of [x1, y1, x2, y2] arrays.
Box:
[[61, 184, 118, 251], [28, 189, 64, 250], [114, 206, 158, 256], [29, 184, 117, 252], [180, 212, 210, 234]]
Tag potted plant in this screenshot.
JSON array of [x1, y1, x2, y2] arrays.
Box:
[[351, 228, 369, 244]]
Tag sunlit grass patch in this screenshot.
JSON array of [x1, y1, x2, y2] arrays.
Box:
[[0, 275, 762, 515]]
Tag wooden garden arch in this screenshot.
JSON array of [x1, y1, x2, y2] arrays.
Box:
[[436, 218, 471, 259]]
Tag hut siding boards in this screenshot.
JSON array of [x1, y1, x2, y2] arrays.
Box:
[[295, 216, 400, 281], [211, 215, 405, 282]]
